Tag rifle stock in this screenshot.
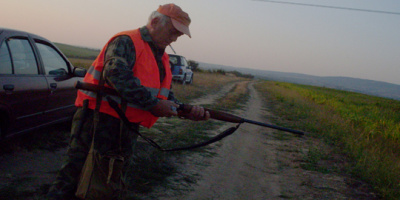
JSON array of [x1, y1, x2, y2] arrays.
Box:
[[75, 81, 305, 136], [178, 104, 244, 123]]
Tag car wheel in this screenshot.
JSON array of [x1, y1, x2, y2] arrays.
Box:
[[181, 74, 186, 85], [188, 74, 193, 84], [0, 116, 5, 139]]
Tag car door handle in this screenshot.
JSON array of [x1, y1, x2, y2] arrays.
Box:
[[50, 83, 57, 94], [3, 84, 14, 91], [50, 83, 57, 89]]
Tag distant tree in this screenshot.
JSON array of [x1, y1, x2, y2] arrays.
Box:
[[188, 60, 199, 71], [208, 69, 226, 75], [231, 70, 254, 79]]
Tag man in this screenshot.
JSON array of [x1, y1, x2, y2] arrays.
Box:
[[48, 3, 209, 199]]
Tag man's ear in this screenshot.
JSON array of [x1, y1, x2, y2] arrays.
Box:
[[150, 17, 160, 28]]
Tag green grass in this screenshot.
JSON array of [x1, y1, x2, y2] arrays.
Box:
[[300, 146, 334, 174], [254, 81, 400, 199]]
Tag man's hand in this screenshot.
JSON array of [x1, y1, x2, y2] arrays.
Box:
[[178, 105, 210, 121], [150, 100, 178, 117]]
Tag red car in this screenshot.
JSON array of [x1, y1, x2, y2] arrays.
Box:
[[0, 28, 86, 139]]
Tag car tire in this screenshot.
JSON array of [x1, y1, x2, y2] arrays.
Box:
[[188, 74, 193, 84], [181, 74, 186, 85], [0, 115, 5, 139]]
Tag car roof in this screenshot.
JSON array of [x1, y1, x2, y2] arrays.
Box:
[[0, 27, 51, 43], [168, 54, 185, 58]]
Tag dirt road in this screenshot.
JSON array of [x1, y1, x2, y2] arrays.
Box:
[[178, 82, 282, 199]]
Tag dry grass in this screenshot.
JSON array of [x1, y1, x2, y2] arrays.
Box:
[[213, 81, 250, 111], [172, 71, 247, 103], [69, 58, 94, 69]]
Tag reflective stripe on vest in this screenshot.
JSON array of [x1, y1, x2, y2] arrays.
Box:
[[84, 66, 170, 99], [75, 28, 172, 128]]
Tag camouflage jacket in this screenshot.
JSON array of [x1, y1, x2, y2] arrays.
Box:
[[103, 26, 178, 111]]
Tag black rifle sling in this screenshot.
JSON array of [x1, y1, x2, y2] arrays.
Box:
[[105, 96, 242, 151]]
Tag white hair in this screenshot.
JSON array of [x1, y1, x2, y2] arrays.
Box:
[[148, 11, 170, 26]]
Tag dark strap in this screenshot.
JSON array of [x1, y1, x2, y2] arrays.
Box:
[[73, 99, 89, 141], [105, 96, 242, 152]]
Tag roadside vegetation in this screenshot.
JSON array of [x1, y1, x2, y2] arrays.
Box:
[[210, 80, 250, 111], [254, 81, 400, 199]]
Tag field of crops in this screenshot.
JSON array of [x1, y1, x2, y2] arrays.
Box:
[[255, 81, 400, 199]]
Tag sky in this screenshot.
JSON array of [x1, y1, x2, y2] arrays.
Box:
[[2, 0, 400, 85]]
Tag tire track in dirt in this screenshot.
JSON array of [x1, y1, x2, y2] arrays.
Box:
[[190, 82, 237, 105], [150, 81, 283, 199], [174, 81, 281, 200]]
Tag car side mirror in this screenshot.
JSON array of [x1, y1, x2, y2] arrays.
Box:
[[73, 67, 87, 77], [49, 68, 68, 76]]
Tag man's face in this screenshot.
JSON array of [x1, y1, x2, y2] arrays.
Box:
[[152, 18, 184, 49]]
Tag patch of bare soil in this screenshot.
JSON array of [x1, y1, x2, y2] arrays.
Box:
[[147, 82, 379, 200], [0, 123, 70, 199]]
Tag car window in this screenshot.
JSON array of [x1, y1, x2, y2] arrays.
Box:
[[36, 42, 69, 76], [8, 38, 38, 75], [0, 42, 12, 74], [169, 56, 178, 65], [181, 57, 188, 67]]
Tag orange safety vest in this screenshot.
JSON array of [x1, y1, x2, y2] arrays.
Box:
[[75, 29, 172, 128]]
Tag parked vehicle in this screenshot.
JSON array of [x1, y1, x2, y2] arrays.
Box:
[[0, 28, 87, 139], [169, 54, 193, 84]]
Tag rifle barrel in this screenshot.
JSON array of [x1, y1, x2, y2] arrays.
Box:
[[75, 81, 305, 136], [243, 119, 304, 135]]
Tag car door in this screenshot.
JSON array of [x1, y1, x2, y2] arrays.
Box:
[[33, 40, 79, 123], [0, 37, 48, 135]]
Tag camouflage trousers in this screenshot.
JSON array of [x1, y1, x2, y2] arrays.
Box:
[[47, 107, 139, 199]]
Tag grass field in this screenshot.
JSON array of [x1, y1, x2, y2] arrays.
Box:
[[55, 43, 100, 59], [254, 81, 400, 199], [55, 43, 98, 69]]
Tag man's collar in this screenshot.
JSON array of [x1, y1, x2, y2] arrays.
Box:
[[139, 26, 153, 43]]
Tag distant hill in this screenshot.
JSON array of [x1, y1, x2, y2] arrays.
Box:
[[199, 62, 400, 101], [55, 43, 100, 59]]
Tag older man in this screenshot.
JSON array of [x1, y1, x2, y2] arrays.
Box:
[[48, 3, 209, 199]]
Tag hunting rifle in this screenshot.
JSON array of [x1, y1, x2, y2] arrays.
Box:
[[74, 81, 305, 136]]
